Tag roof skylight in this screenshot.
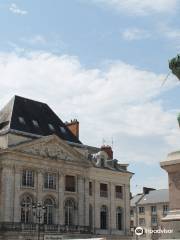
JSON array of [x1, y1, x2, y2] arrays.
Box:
[[18, 117, 25, 125], [48, 123, 55, 131], [32, 120, 39, 128], [60, 126, 66, 134]]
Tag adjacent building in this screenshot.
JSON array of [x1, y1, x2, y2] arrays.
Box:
[[130, 188, 169, 239], [0, 95, 133, 240]]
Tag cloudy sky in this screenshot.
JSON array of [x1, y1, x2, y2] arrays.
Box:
[[0, 0, 180, 194]]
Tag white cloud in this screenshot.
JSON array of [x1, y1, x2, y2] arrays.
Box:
[[165, 28, 180, 39], [91, 0, 177, 15], [157, 24, 180, 49], [0, 51, 178, 165], [21, 35, 47, 45], [159, 24, 180, 40], [9, 3, 27, 15], [122, 28, 151, 41]]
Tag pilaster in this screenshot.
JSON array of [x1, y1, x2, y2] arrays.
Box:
[[77, 175, 84, 226], [58, 172, 64, 225], [1, 165, 15, 222], [84, 177, 90, 226]]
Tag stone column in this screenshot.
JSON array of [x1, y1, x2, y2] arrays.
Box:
[[110, 182, 115, 233], [36, 170, 43, 203], [1, 165, 15, 222], [94, 180, 100, 231], [84, 177, 90, 226], [124, 183, 130, 235], [77, 175, 84, 226], [13, 167, 21, 222], [160, 151, 180, 239], [58, 172, 64, 225]]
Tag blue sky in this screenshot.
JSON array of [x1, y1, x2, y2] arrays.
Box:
[[1, 0, 180, 194]]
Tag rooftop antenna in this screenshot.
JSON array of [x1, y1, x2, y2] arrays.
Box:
[[161, 71, 171, 87], [111, 137, 114, 150]]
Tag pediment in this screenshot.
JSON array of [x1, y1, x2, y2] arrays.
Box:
[[10, 134, 88, 164]]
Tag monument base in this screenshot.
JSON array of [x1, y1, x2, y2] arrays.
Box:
[[160, 151, 180, 239], [160, 210, 180, 239]]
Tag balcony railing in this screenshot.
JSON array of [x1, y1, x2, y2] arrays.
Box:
[[0, 222, 90, 233]]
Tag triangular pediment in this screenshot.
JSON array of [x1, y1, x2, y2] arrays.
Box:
[[10, 134, 89, 165]]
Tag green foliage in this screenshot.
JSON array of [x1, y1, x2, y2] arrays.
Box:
[[169, 54, 180, 80]]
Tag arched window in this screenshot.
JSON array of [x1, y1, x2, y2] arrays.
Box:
[[89, 204, 93, 229], [21, 195, 33, 223], [100, 205, 108, 230], [116, 207, 123, 230], [65, 199, 75, 226], [44, 198, 54, 225]]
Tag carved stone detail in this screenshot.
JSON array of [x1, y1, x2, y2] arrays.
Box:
[[171, 172, 180, 190], [19, 142, 73, 161]]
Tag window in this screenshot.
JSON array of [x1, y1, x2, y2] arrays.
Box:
[[151, 206, 157, 214], [65, 199, 75, 226], [65, 175, 75, 192], [130, 209, 134, 216], [139, 218, 145, 226], [163, 205, 168, 215], [89, 204, 93, 229], [116, 207, 123, 230], [44, 198, 54, 225], [130, 220, 134, 228], [151, 216, 157, 225], [100, 183, 108, 198], [100, 158, 105, 167], [18, 116, 25, 125], [21, 195, 33, 223], [32, 120, 39, 128], [115, 186, 123, 199], [139, 207, 145, 214], [89, 182, 92, 196], [60, 126, 66, 134], [44, 173, 56, 190], [48, 123, 55, 131], [22, 170, 34, 187], [100, 205, 108, 230]]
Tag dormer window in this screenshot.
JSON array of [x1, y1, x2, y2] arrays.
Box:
[[32, 120, 39, 128], [101, 158, 105, 167], [48, 123, 55, 131], [60, 126, 66, 134], [18, 117, 25, 125]]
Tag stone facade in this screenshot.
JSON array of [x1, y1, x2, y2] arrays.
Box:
[[0, 133, 133, 240], [130, 189, 169, 240], [160, 151, 180, 239]]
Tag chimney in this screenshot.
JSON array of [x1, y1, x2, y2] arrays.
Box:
[[65, 119, 79, 139], [101, 145, 113, 159], [143, 187, 156, 195]]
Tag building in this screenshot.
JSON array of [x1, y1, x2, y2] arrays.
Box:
[[0, 95, 133, 240], [160, 152, 180, 239], [130, 188, 169, 239]]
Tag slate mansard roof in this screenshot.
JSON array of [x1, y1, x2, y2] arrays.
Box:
[[130, 194, 144, 207], [0, 95, 81, 144], [138, 189, 169, 205]]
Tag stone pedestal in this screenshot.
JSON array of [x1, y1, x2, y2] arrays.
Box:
[[160, 151, 180, 239]]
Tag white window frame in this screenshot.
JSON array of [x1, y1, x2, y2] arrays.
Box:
[[22, 170, 34, 188], [44, 173, 56, 190]]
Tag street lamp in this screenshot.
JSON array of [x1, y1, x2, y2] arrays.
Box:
[[32, 202, 47, 240]]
